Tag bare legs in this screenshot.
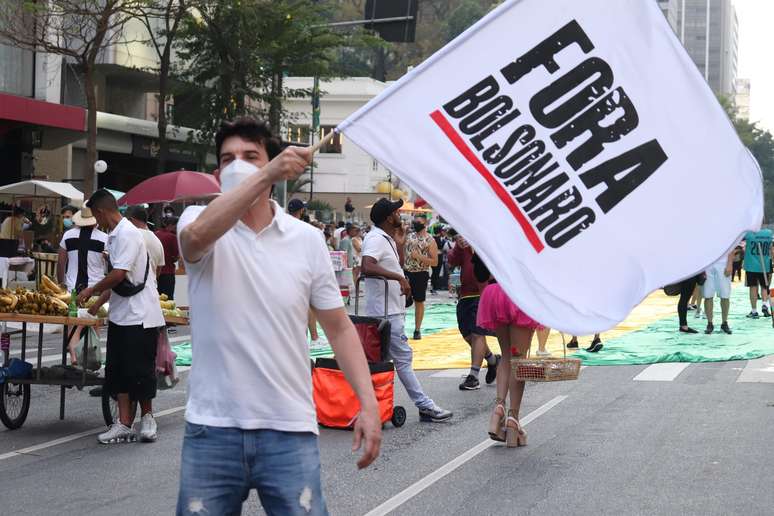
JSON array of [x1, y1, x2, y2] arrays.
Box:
[[536, 327, 550, 355], [489, 325, 534, 445], [414, 301, 425, 336]]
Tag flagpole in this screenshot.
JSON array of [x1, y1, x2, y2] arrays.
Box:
[[310, 130, 335, 154]]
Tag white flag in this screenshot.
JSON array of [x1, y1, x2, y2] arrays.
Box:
[[338, 0, 763, 335]]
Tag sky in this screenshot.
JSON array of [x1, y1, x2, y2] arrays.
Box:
[[735, 0, 774, 132]]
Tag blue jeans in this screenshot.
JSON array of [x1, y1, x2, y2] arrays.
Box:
[[177, 424, 328, 516], [387, 315, 434, 410]]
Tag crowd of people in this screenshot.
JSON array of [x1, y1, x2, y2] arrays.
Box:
[[44, 116, 766, 515], [675, 228, 773, 335]]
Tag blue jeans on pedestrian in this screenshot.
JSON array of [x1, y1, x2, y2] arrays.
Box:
[[387, 314, 434, 410], [177, 423, 328, 516]]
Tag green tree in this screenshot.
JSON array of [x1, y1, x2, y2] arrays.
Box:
[[444, 0, 487, 42], [173, 0, 343, 167], [132, 0, 189, 174], [720, 96, 774, 222]]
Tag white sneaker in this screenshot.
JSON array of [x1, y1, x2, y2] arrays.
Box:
[[98, 423, 136, 444], [139, 413, 158, 442], [535, 349, 551, 357]]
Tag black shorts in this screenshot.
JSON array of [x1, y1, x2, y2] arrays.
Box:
[[746, 271, 771, 289], [106, 322, 160, 401], [456, 296, 492, 338], [405, 271, 430, 303]]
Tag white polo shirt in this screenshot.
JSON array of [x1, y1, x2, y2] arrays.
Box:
[[59, 226, 108, 291], [362, 226, 405, 317], [178, 201, 343, 433], [107, 218, 165, 329], [138, 228, 165, 279]]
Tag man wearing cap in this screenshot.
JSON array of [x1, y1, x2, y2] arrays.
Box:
[[361, 198, 453, 422], [77, 190, 165, 445], [287, 198, 306, 219], [57, 207, 108, 365], [126, 205, 165, 280]]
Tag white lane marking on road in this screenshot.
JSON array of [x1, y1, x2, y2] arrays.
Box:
[[429, 369, 469, 378], [633, 363, 690, 382], [0, 405, 186, 462], [363, 395, 567, 516], [737, 355, 774, 383]]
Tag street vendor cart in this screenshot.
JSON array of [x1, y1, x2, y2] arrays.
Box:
[[0, 313, 105, 429], [0, 312, 191, 431]]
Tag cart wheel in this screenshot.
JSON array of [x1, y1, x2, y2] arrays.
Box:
[[101, 390, 138, 427], [391, 405, 406, 428], [0, 382, 31, 430]]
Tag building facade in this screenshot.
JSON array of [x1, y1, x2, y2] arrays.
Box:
[[735, 78, 751, 120], [282, 77, 408, 220], [658, 0, 680, 32], [0, 6, 202, 194], [672, 0, 738, 96]]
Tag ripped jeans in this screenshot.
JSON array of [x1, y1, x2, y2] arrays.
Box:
[[177, 423, 328, 516]]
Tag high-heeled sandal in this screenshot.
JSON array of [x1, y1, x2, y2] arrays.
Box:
[[488, 399, 506, 442], [505, 411, 527, 448]]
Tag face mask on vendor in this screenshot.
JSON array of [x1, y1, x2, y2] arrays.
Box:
[[219, 158, 259, 194], [63, 218, 73, 229]]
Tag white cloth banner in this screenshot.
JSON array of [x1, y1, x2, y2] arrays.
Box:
[[338, 0, 763, 335]]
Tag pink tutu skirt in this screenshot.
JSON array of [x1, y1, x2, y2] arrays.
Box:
[[476, 283, 542, 331]]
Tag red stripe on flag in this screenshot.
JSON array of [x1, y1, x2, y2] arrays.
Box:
[[430, 110, 544, 253]]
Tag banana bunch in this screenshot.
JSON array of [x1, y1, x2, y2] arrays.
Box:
[[40, 275, 73, 303], [159, 293, 175, 310], [0, 287, 69, 316]]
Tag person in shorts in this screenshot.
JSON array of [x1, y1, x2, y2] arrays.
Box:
[[403, 215, 438, 340], [703, 250, 735, 334], [78, 189, 166, 444], [743, 229, 773, 318], [446, 234, 499, 391]]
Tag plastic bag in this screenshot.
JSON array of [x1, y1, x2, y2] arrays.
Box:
[[75, 327, 102, 371], [156, 329, 178, 390]]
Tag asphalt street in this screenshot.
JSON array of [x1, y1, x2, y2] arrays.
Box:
[[2, 327, 774, 516]]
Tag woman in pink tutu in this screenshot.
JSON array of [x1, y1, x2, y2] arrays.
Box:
[[472, 253, 541, 447]]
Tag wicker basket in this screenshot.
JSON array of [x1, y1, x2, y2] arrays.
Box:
[[511, 334, 581, 382]]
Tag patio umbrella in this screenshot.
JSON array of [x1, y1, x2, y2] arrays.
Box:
[[117, 171, 220, 206]]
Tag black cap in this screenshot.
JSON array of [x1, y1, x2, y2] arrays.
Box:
[[370, 198, 403, 225], [287, 198, 305, 213], [125, 205, 148, 223]]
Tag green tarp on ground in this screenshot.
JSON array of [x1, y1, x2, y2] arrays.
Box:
[[578, 286, 774, 365], [173, 287, 774, 367], [172, 301, 462, 366]]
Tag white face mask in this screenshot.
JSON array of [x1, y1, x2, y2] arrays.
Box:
[[219, 159, 259, 193]]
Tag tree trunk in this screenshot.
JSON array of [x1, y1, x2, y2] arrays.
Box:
[[83, 65, 98, 195], [156, 56, 170, 175], [269, 70, 283, 134]]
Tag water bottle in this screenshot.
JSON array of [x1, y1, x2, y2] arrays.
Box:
[[68, 289, 78, 318]]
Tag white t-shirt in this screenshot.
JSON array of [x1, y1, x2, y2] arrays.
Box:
[[106, 218, 165, 328], [178, 201, 343, 433], [138, 228, 165, 278], [362, 226, 405, 316], [59, 226, 108, 291]]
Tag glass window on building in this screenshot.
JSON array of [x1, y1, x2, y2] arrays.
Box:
[[0, 43, 33, 97], [319, 126, 342, 154], [287, 124, 311, 145]]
